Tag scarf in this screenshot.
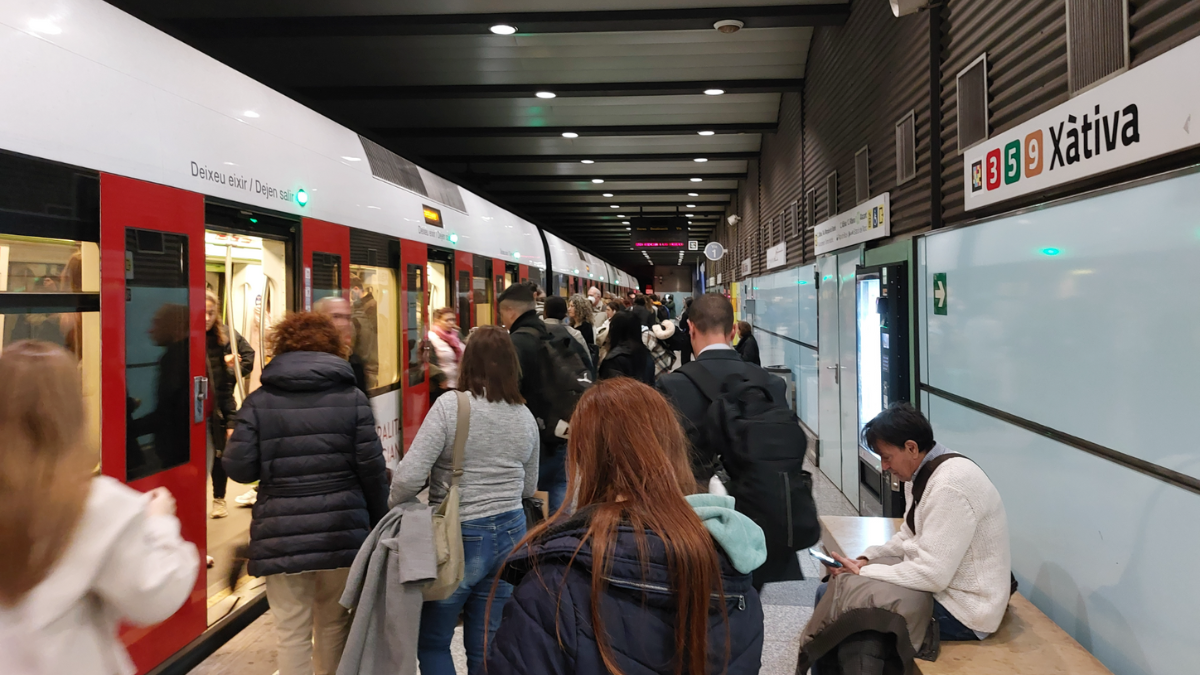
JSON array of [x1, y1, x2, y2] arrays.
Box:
[[434, 325, 465, 360]]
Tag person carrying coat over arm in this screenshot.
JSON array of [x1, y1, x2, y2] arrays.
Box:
[[205, 290, 254, 520], [389, 326, 539, 675], [223, 312, 388, 675]]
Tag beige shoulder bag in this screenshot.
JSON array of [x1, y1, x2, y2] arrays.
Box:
[[423, 391, 470, 601]]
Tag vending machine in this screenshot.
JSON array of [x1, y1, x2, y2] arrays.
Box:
[[856, 262, 910, 517]]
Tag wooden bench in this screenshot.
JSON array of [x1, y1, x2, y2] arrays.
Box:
[[818, 516, 1113, 675]]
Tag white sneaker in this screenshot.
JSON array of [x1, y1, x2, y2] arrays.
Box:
[[211, 498, 228, 519], [234, 488, 257, 506], [206, 555, 215, 568]]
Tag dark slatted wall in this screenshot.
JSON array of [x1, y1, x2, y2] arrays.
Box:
[[758, 91, 807, 268], [803, 0, 933, 246], [939, 0, 1069, 225], [1130, 0, 1200, 65]]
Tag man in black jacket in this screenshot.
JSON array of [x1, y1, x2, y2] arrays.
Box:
[[631, 295, 655, 328], [498, 283, 570, 512], [656, 294, 787, 484]]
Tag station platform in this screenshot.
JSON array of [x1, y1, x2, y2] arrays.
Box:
[[191, 455, 856, 675]]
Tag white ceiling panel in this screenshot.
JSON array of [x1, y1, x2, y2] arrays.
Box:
[[146, 0, 844, 19]]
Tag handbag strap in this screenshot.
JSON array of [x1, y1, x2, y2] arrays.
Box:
[[450, 391, 470, 489], [906, 452, 967, 534]]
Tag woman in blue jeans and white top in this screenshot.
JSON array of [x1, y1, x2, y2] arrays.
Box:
[[389, 325, 539, 675]]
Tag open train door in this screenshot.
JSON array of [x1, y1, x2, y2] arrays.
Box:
[[100, 174, 208, 672]]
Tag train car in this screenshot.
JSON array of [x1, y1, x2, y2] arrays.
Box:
[[0, 1, 635, 672]]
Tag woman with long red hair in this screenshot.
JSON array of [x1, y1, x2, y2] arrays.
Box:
[[486, 378, 768, 675]]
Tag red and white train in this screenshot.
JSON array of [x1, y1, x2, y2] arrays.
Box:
[[0, 1, 637, 671]]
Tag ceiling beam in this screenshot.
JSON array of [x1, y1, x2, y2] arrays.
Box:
[[475, 173, 745, 183], [427, 151, 758, 163], [299, 80, 801, 101], [374, 123, 775, 138], [170, 5, 849, 38]]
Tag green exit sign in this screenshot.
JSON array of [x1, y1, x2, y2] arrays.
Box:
[[933, 273, 947, 315]]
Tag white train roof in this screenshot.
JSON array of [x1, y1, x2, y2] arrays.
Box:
[[0, 0, 635, 283]]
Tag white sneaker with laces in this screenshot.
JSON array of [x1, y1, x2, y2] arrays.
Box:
[[234, 488, 257, 506], [211, 498, 228, 519]]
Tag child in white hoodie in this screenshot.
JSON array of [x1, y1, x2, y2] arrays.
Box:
[[0, 341, 199, 675]]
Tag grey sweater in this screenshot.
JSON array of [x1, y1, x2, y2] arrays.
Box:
[[389, 392, 539, 521]]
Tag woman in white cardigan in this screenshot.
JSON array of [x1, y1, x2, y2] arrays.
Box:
[[825, 403, 1012, 641], [0, 341, 199, 675]]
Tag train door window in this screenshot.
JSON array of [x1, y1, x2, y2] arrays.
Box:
[[205, 230, 288, 400], [312, 252, 342, 303], [427, 258, 450, 318], [457, 269, 472, 330], [349, 264, 399, 390], [406, 263, 426, 387], [504, 262, 517, 290], [528, 267, 544, 291], [125, 229, 190, 482], [473, 255, 494, 327]]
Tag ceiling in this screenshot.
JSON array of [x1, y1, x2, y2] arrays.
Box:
[[104, 1, 846, 268]]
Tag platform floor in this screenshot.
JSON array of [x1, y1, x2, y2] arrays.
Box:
[[192, 456, 855, 674]]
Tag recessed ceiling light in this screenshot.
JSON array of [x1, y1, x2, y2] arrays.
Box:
[[698, 130, 715, 136], [490, 24, 517, 35], [603, 193, 614, 197], [694, 158, 708, 162], [690, 178, 703, 182], [536, 91, 556, 99], [610, 205, 620, 208], [592, 178, 604, 183], [626, 227, 631, 230], [622, 221, 630, 225], [686, 204, 696, 208], [581, 159, 595, 164], [688, 192, 699, 197], [686, 213, 695, 217], [618, 215, 627, 218], [562, 132, 579, 138], [243, 110, 260, 118], [704, 88, 725, 96]]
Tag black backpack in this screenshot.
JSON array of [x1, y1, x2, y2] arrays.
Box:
[[516, 327, 593, 445], [679, 362, 820, 553]]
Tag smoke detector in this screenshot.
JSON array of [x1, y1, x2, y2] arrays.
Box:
[[714, 20, 744, 34]]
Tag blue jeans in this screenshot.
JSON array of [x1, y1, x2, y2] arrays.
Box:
[[418, 509, 526, 675], [810, 581, 979, 673], [537, 443, 568, 514]]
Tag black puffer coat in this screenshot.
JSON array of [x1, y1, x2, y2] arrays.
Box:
[[488, 510, 764, 675], [223, 351, 389, 577]]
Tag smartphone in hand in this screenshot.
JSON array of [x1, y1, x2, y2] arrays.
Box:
[[809, 548, 843, 568]]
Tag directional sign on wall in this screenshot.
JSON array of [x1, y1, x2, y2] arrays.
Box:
[[933, 273, 948, 315]]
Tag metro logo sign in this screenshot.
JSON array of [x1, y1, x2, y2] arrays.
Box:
[[964, 34, 1200, 210]]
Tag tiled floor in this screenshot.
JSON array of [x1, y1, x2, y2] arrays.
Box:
[[195, 458, 859, 674]]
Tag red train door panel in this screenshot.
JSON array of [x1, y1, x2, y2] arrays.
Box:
[[301, 218, 351, 307], [99, 174, 207, 673], [399, 240, 428, 452], [492, 257, 506, 325], [455, 250, 473, 330], [519, 264, 529, 284]]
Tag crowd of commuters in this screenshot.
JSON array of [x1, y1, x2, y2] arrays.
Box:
[[0, 278, 1012, 675]]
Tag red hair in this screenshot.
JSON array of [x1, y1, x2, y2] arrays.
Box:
[[489, 378, 727, 675]]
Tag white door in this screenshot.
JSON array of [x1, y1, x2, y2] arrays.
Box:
[[816, 255, 842, 489], [837, 250, 862, 509]]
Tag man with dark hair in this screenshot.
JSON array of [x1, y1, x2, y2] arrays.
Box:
[[657, 293, 787, 481], [657, 293, 799, 588], [497, 282, 573, 511], [807, 402, 1012, 667]]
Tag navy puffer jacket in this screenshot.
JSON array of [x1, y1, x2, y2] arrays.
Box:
[[487, 509, 764, 675], [223, 351, 389, 577]]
